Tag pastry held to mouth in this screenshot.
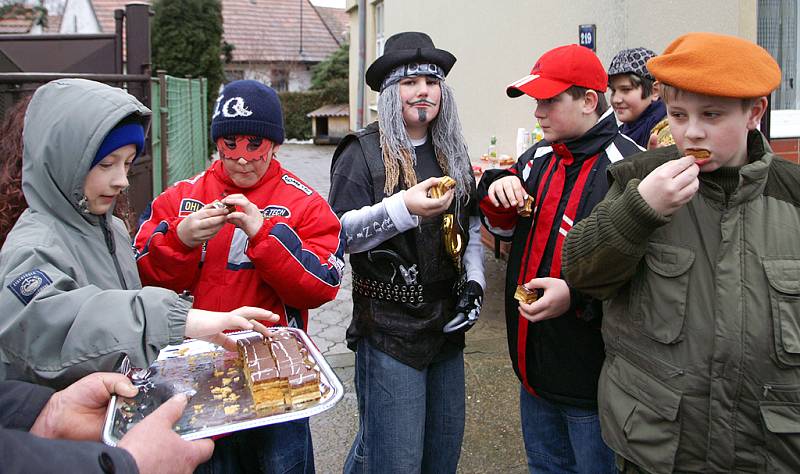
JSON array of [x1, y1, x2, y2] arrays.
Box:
[[686, 149, 711, 160]]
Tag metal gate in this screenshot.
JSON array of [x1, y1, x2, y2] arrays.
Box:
[[0, 3, 153, 230]]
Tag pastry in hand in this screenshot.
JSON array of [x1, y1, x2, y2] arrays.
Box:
[[517, 195, 533, 217], [514, 284, 538, 305], [650, 118, 674, 147], [430, 176, 456, 199], [212, 200, 236, 213]]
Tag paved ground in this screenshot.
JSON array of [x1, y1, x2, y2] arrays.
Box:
[[279, 143, 527, 474]]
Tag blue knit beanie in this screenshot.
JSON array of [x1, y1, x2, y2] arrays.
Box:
[[211, 80, 285, 144], [91, 121, 145, 168]]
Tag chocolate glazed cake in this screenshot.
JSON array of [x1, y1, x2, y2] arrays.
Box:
[[237, 330, 321, 411]]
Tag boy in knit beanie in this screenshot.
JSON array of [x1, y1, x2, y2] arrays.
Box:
[[562, 33, 798, 473], [607, 47, 670, 148], [135, 80, 345, 473]]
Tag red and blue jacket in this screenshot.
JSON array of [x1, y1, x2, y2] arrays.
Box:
[[134, 158, 345, 330], [478, 110, 642, 408]]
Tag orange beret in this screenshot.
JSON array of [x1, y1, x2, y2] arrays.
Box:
[[647, 32, 781, 98]]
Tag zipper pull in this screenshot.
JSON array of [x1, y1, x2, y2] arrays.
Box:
[[763, 384, 772, 398]]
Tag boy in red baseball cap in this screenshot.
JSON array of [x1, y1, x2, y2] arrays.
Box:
[[478, 44, 642, 473], [563, 33, 792, 472]]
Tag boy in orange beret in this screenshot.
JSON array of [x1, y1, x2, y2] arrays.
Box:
[[562, 33, 800, 473]]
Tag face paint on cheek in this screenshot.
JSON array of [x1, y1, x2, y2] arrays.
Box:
[[216, 136, 273, 162]]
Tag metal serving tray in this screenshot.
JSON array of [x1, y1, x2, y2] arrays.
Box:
[[102, 327, 343, 446]]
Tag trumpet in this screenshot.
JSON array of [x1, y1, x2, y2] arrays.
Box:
[[443, 213, 463, 269], [431, 176, 463, 269]]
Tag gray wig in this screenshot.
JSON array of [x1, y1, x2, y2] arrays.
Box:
[[377, 81, 472, 201]]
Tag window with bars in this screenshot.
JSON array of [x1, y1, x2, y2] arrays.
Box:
[[271, 69, 289, 92], [758, 0, 798, 109]]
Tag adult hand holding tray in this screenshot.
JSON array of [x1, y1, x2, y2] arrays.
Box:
[[102, 327, 343, 445]]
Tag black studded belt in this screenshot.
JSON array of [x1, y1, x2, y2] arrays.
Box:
[[352, 273, 460, 305]]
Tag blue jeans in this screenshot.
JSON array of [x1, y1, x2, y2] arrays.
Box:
[[194, 420, 314, 474], [344, 338, 466, 474], [519, 386, 614, 474]]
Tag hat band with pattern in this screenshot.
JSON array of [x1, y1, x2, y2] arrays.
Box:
[[380, 63, 445, 91]]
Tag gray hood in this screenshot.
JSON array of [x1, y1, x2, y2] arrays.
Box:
[[22, 78, 150, 226], [0, 80, 191, 389]]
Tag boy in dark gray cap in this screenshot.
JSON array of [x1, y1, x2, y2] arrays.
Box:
[[608, 47, 668, 148]]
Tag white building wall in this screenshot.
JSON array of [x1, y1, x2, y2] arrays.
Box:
[[59, 0, 101, 33], [227, 62, 314, 92], [348, 0, 756, 158]]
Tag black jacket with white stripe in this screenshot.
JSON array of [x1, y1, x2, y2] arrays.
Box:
[[478, 109, 642, 408]]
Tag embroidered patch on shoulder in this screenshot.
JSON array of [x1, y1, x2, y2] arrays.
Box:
[[281, 175, 313, 196], [262, 205, 292, 219], [7, 269, 53, 306], [179, 198, 205, 217]]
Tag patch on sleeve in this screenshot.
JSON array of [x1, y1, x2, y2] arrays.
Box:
[[262, 205, 292, 219], [178, 198, 205, 217], [7, 269, 53, 306], [281, 175, 313, 195]]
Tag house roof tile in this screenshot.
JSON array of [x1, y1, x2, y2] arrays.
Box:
[[223, 0, 343, 63], [0, 4, 42, 34], [314, 5, 348, 44], [307, 103, 348, 117], [84, 0, 343, 64], [91, 0, 133, 33], [45, 14, 62, 33], [0, 17, 34, 33]]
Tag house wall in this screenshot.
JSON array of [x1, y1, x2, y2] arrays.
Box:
[[225, 62, 314, 92], [59, 0, 100, 33], [347, 0, 756, 158], [346, 0, 379, 129]]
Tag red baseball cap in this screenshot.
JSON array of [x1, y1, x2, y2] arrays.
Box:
[[506, 44, 608, 99]]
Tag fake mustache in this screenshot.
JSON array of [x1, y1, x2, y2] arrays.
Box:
[[407, 98, 437, 106]]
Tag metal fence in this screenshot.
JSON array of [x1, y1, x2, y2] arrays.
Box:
[[151, 72, 209, 196]]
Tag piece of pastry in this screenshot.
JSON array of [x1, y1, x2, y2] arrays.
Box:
[[514, 284, 538, 305], [650, 118, 674, 147], [430, 176, 456, 199], [685, 149, 710, 160], [517, 195, 534, 217], [211, 200, 236, 213], [237, 330, 321, 411]]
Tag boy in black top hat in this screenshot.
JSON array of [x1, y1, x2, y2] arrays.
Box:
[[329, 31, 484, 473]]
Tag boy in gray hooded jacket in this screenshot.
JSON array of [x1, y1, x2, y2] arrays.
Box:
[[0, 79, 273, 389]]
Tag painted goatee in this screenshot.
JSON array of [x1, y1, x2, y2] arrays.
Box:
[[408, 98, 436, 123]]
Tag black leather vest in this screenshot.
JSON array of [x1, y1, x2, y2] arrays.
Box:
[[332, 122, 474, 368]]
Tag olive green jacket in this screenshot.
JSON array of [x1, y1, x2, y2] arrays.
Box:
[[563, 131, 800, 473]]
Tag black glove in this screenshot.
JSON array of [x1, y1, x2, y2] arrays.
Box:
[[443, 280, 483, 334]]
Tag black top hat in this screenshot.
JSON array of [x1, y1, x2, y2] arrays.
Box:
[[365, 32, 457, 92]]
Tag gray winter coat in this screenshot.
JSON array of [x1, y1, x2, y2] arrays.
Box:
[[0, 79, 191, 389]]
